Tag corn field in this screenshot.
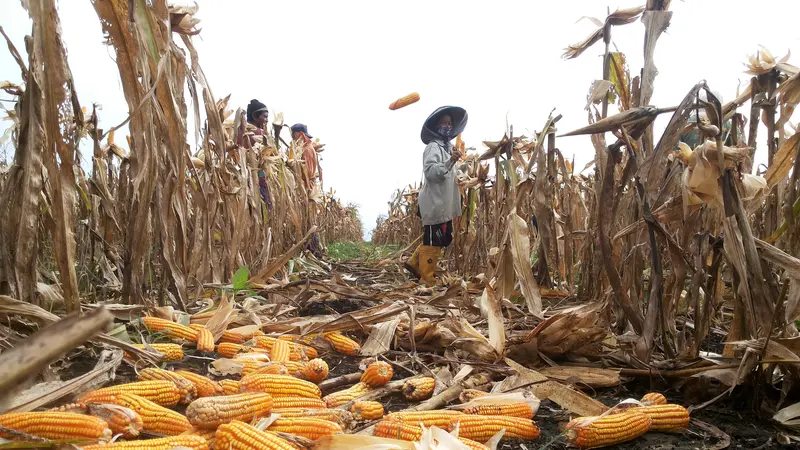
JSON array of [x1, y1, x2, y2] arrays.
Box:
[[374, 3, 800, 371], [0, 1, 362, 311]]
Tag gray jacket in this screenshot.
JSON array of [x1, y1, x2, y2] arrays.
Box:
[[419, 139, 461, 226]]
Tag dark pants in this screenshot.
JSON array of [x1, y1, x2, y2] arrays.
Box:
[[423, 221, 453, 247]]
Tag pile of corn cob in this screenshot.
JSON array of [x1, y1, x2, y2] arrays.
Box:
[[0, 315, 691, 449]]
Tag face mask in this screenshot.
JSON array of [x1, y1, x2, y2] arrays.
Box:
[[437, 125, 452, 138]]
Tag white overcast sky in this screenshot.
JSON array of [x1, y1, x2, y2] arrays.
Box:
[[1, 1, 798, 240]]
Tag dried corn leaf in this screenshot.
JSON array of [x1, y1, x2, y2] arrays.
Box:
[[480, 284, 505, 355], [765, 132, 799, 188], [538, 366, 621, 388], [774, 401, 800, 430], [508, 209, 542, 317], [360, 317, 401, 356]]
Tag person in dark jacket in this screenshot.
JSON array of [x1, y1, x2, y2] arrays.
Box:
[[404, 106, 468, 286], [245, 99, 272, 208]]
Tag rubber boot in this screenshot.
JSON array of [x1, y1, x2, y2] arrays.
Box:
[[418, 245, 441, 286], [404, 246, 421, 279]]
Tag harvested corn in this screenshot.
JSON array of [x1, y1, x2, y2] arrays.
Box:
[[186, 393, 273, 428], [136, 368, 197, 404], [240, 374, 322, 398], [323, 382, 371, 407], [461, 402, 534, 419], [175, 370, 224, 398], [142, 317, 198, 341], [300, 358, 329, 383], [267, 417, 343, 440], [641, 392, 668, 406], [215, 420, 295, 450], [129, 343, 184, 361], [402, 377, 435, 401], [101, 393, 192, 436], [321, 332, 360, 356], [51, 403, 143, 439], [361, 361, 393, 387], [565, 410, 652, 449], [77, 380, 182, 407], [82, 435, 208, 450], [0, 411, 112, 442], [451, 414, 541, 442], [350, 400, 384, 420]]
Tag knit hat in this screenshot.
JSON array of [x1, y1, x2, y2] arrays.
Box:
[[247, 99, 268, 124]]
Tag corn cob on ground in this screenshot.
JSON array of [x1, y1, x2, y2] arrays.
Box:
[[129, 343, 184, 361], [175, 370, 224, 397], [271, 339, 292, 362], [461, 402, 534, 419], [220, 379, 242, 395], [300, 358, 328, 383], [402, 377, 435, 401], [186, 393, 274, 428], [566, 410, 652, 449], [142, 316, 198, 341], [272, 397, 328, 410], [77, 380, 182, 407], [136, 367, 197, 404], [634, 404, 690, 431], [321, 332, 360, 356], [267, 417, 343, 440], [82, 435, 209, 450], [253, 336, 318, 360], [374, 419, 487, 449], [273, 408, 354, 429], [361, 361, 393, 387], [250, 363, 290, 376], [215, 420, 296, 450], [450, 415, 541, 442], [51, 403, 143, 438], [0, 412, 112, 442], [194, 326, 215, 352], [350, 400, 384, 420], [109, 393, 192, 436], [385, 410, 466, 429], [240, 374, 322, 398], [641, 392, 668, 405], [216, 342, 269, 359], [460, 389, 489, 402], [323, 381, 371, 407]]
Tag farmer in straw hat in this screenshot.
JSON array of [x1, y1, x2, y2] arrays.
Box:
[[405, 106, 468, 286]]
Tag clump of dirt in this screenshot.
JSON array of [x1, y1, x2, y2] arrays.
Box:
[[300, 298, 373, 316]]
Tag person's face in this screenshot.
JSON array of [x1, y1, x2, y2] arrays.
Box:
[[438, 115, 453, 127], [293, 131, 303, 140], [255, 111, 268, 126]]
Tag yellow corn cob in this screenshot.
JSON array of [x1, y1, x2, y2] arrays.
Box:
[[350, 401, 384, 420], [136, 368, 197, 404], [250, 363, 290, 376], [129, 343, 184, 361], [175, 370, 224, 398], [216, 342, 250, 358], [374, 419, 486, 449], [254, 336, 318, 360], [322, 382, 371, 407], [451, 415, 541, 442], [52, 403, 143, 439], [300, 358, 328, 383], [184, 426, 217, 441], [82, 435, 208, 450], [109, 393, 192, 436], [640, 392, 668, 405], [272, 397, 327, 410], [221, 328, 264, 344], [215, 420, 295, 450], [142, 316, 198, 341], [186, 393, 274, 428], [385, 410, 465, 429], [220, 379, 241, 395], [77, 380, 182, 407], [402, 377, 435, 401], [273, 408, 354, 429], [0, 411, 112, 442], [636, 404, 690, 431], [361, 361, 393, 387], [237, 358, 270, 376], [389, 92, 420, 110], [460, 389, 489, 402], [267, 417, 343, 440], [195, 327, 215, 352], [322, 332, 360, 356], [240, 374, 322, 398], [271, 339, 292, 362], [566, 410, 652, 449], [462, 402, 534, 419]]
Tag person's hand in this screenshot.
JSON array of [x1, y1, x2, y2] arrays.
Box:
[[450, 149, 462, 162]]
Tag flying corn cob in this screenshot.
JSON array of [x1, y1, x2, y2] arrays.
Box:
[[634, 404, 690, 431], [271, 339, 292, 362], [273, 408, 354, 429], [175, 370, 224, 398], [385, 410, 466, 429], [361, 361, 393, 387], [136, 368, 197, 404], [129, 343, 184, 361], [51, 403, 143, 439], [240, 374, 322, 398], [0, 412, 112, 442], [350, 401, 384, 420], [565, 410, 652, 449], [300, 358, 329, 384], [215, 420, 295, 450], [109, 393, 192, 436], [389, 92, 420, 110], [402, 377, 435, 401], [194, 326, 215, 352], [321, 332, 360, 356], [186, 393, 274, 428], [640, 392, 668, 405], [374, 420, 487, 449], [77, 380, 182, 407], [461, 402, 534, 419], [322, 382, 371, 407], [450, 415, 541, 443], [220, 379, 241, 395], [82, 435, 209, 450], [142, 316, 198, 341], [267, 417, 343, 440], [272, 397, 327, 410]]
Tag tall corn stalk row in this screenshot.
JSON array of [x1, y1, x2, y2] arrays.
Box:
[[375, 3, 800, 367], [0, 1, 362, 309]]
